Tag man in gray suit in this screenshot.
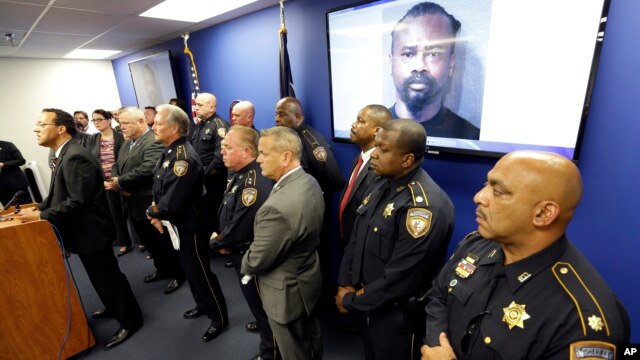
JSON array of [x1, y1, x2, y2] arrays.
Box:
[[107, 107, 185, 294], [241, 126, 323, 360]]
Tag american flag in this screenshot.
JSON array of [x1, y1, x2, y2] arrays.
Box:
[[279, 0, 295, 98], [182, 33, 200, 122]]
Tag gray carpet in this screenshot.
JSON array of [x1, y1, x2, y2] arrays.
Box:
[[66, 247, 365, 359]]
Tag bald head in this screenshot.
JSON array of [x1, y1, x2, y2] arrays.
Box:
[[194, 92, 218, 120], [231, 101, 256, 127], [474, 151, 583, 262], [275, 97, 304, 128]]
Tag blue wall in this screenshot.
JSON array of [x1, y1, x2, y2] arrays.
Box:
[[112, 0, 639, 340]]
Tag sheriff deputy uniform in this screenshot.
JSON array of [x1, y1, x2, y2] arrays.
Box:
[[339, 166, 455, 359], [424, 232, 630, 360]]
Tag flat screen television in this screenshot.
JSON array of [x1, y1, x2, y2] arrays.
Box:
[[128, 50, 178, 108], [326, 0, 610, 160]]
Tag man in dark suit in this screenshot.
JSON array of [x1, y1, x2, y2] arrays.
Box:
[[17, 108, 142, 349], [338, 105, 392, 250], [0, 140, 31, 206], [242, 126, 324, 360], [107, 107, 185, 294]]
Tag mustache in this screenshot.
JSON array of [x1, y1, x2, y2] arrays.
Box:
[[403, 72, 436, 87]]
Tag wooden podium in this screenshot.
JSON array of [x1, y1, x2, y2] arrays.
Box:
[[0, 206, 95, 359]]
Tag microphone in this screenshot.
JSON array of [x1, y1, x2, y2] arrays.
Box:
[[1, 190, 25, 212]]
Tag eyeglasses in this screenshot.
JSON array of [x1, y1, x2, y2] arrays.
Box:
[[34, 122, 57, 128], [461, 311, 490, 356], [91, 118, 107, 123]]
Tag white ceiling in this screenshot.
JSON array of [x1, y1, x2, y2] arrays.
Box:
[[0, 0, 278, 60]]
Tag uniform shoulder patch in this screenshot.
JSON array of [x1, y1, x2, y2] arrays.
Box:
[[242, 187, 257, 206], [313, 146, 327, 162], [406, 207, 432, 238], [569, 340, 616, 360], [217, 127, 227, 138], [173, 160, 189, 177]]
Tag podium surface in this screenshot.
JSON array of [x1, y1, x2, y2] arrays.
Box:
[[0, 208, 95, 359]]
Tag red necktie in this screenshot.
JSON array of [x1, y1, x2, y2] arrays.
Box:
[[339, 155, 363, 238]]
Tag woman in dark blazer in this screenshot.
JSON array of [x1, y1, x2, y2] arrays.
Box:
[[86, 109, 132, 256]]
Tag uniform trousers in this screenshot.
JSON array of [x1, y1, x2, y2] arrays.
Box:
[[131, 218, 184, 281], [78, 247, 142, 328], [230, 251, 279, 359], [362, 305, 423, 360], [174, 230, 228, 324]]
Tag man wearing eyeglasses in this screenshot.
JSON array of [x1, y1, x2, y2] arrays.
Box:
[[18, 109, 143, 349], [421, 151, 630, 360]]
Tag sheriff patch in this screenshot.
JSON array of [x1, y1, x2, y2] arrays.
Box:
[[217, 127, 227, 138], [313, 146, 327, 162], [173, 160, 189, 177], [406, 208, 432, 238], [242, 188, 257, 206], [569, 341, 615, 360]]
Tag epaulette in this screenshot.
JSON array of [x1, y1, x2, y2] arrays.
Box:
[[405, 181, 432, 239], [244, 169, 257, 187], [241, 169, 258, 206], [301, 129, 327, 162], [552, 262, 611, 336], [214, 118, 227, 138], [173, 145, 189, 177]]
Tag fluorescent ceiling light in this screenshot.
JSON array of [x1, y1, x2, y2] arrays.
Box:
[[140, 0, 259, 23], [64, 49, 121, 59]]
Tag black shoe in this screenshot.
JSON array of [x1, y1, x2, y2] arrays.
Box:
[[164, 278, 184, 294], [245, 321, 259, 333], [183, 307, 204, 319], [104, 324, 141, 349], [143, 271, 167, 283], [202, 320, 227, 342], [91, 308, 112, 319]]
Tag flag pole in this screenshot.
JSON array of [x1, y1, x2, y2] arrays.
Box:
[[279, 0, 296, 98], [181, 32, 201, 122]]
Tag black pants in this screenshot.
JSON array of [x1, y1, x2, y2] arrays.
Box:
[[173, 229, 228, 324], [131, 217, 184, 281], [78, 247, 142, 328], [197, 174, 225, 244], [105, 190, 132, 247], [362, 306, 424, 360], [230, 251, 279, 359]]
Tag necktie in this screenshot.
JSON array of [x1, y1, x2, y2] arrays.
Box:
[[50, 157, 58, 173], [339, 155, 364, 238]]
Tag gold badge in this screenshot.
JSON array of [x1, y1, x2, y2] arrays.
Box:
[[217, 128, 226, 138], [406, 207, 431, 238], [173, 160, 189, 177], [587, 315, 604, 332], [162, 160, 170, 168], [356, 288, 365, 296], [569, 341, 616, 360], [362, 194, 371, 206], [313, 146, 327, 162], [502, 301, 531, 329], [242, 188, 257, 206], [383, 203, 395, 218]]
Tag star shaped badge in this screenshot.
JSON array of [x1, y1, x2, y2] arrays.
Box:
[[502, 301, 531, 329]]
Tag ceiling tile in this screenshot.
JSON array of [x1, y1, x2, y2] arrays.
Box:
[[106, 16, 192, 39], [52, 0, 164, 16], [34, 7, 127, 35], [82, 35, 158, 52], [0, 1, 46, 30], [21, 31, 94, 49]]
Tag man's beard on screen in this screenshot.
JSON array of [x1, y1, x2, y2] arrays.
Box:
[[399, 72, 441, 117]]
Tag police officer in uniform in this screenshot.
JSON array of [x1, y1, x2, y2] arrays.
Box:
[[211, 125, 279, 360], [147, 104, 229, 343], [191, 92, 230, 246], [337, 119, 455, 359], [275, 97, 345, 305], [421, 151, 630, 360]]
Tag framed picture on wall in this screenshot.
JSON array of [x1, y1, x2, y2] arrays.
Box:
[[128, 50, 178, 108]]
